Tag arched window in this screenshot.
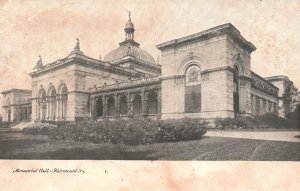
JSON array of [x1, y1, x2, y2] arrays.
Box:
[[119, 95, 128, 116], [47, 85, 57, 120], [148, 92, 158, 114], [107, 97, 115, 117], [233, 66, 240, 116], [58, 83, 68, 120], [96, 98, 103, 117], [185, 64, 201, 113], [133, 94, 142, 115]]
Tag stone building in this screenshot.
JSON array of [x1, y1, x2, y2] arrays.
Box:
[[1, 89, 32, 123], [3, 14, 292, 123], [265, 75, 300, 116], [157, 24, 278, 119]]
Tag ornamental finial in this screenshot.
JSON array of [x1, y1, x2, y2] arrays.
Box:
[[74, 38, 80, 51], [128, 10, 131, 21], [33, 55, 43, 70]]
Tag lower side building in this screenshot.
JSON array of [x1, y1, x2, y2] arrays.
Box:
[[1, 89, 32, 123]]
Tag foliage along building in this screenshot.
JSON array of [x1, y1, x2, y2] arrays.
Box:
[[3, 14, 293, 123]]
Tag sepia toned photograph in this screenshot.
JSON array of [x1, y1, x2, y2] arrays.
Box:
[[0, 0, 300, 190], [0, 0, 299, 161]]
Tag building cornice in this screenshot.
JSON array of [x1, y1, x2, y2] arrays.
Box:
[[251, 71, 279, 90], [112, 56, 161, 72], [29, 55, 143, 78], [251, 71, 279, 97], [1, 89, 32, 95], [265, 75, 290, 82], [90, 77, 161, 95], [156, 23, 256, 53]]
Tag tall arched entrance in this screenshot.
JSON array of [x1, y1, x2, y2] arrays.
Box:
[[185, 64, 201, 113], [38, 88, 46, 121], [47, 85, 57, 120], [233, 65, 240, 116], [58, 83, 68, 120]]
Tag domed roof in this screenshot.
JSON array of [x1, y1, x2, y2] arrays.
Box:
[[104, 12, 156, 65], [125, 20, 134, 29], [103, 42, 156, 64]]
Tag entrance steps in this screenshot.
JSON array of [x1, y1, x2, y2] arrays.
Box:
[[10, 121, 34, 130]]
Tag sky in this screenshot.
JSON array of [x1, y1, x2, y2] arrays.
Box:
[[0, 0, 300, 97]]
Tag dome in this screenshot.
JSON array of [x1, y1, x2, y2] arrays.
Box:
[[103, 43, 156, 64], [104, 12, 156, 65], [125, 20, 134, 29]]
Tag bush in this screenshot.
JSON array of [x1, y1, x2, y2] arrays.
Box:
[[255, 113, 287, 128], [215, 113, 288, 129], [22, 123, 57, 135], [156, 118, 207, 142], [286, 106, 300, 128], [31, 117, 208, 145], [0, 122, 10, 128]]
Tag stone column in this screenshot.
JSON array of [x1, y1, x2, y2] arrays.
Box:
[[47, 99, 50, 120], [250, 95, 253, 115], [16, 107, 19, 122], [239, 77, 252, 115], [45, 98, 49, 120], [37, 100, 40, 120], [90, 97, 95, 120], [157, 89, 162, 119], [118, 95, 122, 117], [126, 92, 131, 117], [255, 97, 260, 115], [103, 96, 107, 118], [128, 93, 135, 117], [270, 102, 274, 113], [114, 94, 119, 118], [251, 95, 256, 115], [142, 90, 149, 117], [274, 102, 278, 115], [60, 97, 64, 120], [260, 98, 264, 115], [56, 96, 61, 120]]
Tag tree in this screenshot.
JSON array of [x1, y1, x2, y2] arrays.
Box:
[[282, 82, 298, 116]]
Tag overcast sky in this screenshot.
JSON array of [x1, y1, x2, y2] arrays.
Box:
[[0, 0, 299, 97]]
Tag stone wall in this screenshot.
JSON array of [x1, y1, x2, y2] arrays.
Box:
[[1, 90, 31, 122], [31, 60, 130, 121], [159, 34, 249, 119], [158, 24, 278, 119]]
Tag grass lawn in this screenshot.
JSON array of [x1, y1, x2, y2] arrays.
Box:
[[1, 128, 300, 160]]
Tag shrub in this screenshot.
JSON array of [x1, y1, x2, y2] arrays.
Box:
[[123, 117, 161, 145], [22, 118, 208, 145], [156, 118, 207, 142], [286, 107, 300, 128], [22, 123, 57, 135], [255, 113, 287, 128], [215, 113, 288, 129], [41, 117, 208, 145]]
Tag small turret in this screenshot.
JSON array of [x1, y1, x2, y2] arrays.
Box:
[[124, 11, 135, 41]]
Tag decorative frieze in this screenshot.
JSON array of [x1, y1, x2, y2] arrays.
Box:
[[251, 72, 278, 97]]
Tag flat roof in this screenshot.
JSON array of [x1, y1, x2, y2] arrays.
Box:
[[156, 23, 256, 52], [1, 88, 32, 94], [264, 75, 290, 81]]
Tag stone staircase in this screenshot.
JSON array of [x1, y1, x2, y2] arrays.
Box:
[[10, 121, 34, 130]]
